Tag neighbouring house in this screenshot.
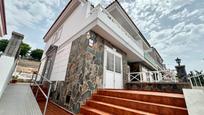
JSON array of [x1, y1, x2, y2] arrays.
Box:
[[38, 0, 168, 113], [0, 0, 7, 37]]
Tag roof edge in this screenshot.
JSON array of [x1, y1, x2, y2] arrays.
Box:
[[43, 0, 73, 40]]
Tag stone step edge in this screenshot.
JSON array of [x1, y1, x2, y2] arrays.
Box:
[[87, 100, 156, 115], [97, 89, 185, 99], [80, 105, 112, 115], [92, 94, 187, 110]]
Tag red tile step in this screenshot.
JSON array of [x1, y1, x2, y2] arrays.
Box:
[[86, 100, 156, 115], [80, 106, 112, 115], [97, 89, 186, 108], [92, 94, 187, 115], [79, 89, 188, 115]]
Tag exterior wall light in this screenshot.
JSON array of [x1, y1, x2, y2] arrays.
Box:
[[87, 31, 96, 47]]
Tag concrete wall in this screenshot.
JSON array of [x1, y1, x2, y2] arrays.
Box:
[[0, 56, 15, 98]]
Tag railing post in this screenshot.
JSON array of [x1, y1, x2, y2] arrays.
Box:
[[201, 75, 204, 87], [30, 73, 34, 86], [189, 78, 194, 88], [139, 72, 142, 82], [157, 71, 159, 82], [198, 75, 202, 87], [194, 77, 198, 87], [128, 72, 131, 82], [35, 88, 39, 98], [43, 83, 52, 115], [34, 74, 38, 82]]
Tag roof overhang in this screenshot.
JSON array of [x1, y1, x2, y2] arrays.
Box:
[[0, 0, 7, 36], [43, 0, 81, 42]]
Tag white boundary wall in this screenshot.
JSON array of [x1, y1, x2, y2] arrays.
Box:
[[0, 55, 15, 99], [183, 89, 204, 115]]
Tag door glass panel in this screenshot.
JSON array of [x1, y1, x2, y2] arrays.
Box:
[[115, 56, 121, 73], [107, 51, 114, 71]]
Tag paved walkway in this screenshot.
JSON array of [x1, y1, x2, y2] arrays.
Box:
[[183, 89, 204, 115], [0, 84, 42, 115]]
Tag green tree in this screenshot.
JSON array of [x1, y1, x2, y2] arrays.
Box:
[[20, 43, 31, 57], [0, 39, 9, 52], [30, 49, 43, 60]]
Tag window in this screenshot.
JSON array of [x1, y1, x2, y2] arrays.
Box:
[[115, 56, 121, 73], [107, 51, 114, 71]]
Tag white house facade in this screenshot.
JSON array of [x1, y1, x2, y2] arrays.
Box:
[[38, 0, 166, 113]]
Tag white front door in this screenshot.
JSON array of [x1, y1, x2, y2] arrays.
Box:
[[104, 46, 123, 89]]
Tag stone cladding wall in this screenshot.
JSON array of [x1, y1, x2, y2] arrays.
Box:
[[49, 31, 128, 113]]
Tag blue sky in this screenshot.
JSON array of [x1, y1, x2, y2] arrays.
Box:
[[4, 0, 204, 72]]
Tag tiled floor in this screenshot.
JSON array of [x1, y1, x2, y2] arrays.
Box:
[[183, 89, 204, 115], [0, 84, 42, 115]]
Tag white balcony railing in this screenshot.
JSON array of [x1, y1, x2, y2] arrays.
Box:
[[188, 74, 204, 88], [128, 70, 177, 83], [90, 5, 144, 56]]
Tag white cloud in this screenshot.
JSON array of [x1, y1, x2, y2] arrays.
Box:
[[5, 0, 69, 49], [6, 0, 69, 33], [199, 16, 204, 21], [150, 22, 204, 71], [89, 0, 113, 6], [169, 8, 188, 20], [5, 0, 204, 71]]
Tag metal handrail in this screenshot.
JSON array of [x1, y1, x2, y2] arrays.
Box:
[[31, 73, 52, 115], [188, 74, 204, 79], [188, 74, 204, 88]]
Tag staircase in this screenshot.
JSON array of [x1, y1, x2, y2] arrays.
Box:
[[79, 89, 188, 115]]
